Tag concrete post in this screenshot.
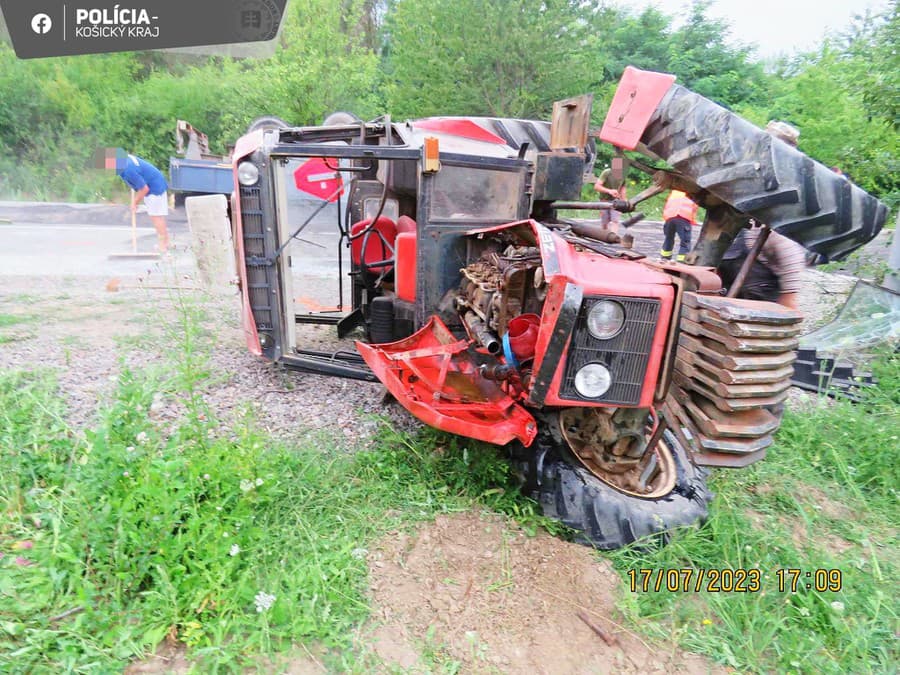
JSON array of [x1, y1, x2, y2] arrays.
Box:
[[185, 194, 237, 293]]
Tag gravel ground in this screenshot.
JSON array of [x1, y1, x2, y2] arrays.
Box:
[[0, 274, 417, 447]]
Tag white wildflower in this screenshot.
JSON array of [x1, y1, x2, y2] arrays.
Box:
[[351, 548, 368, 560], [830, 601, 845, 614], [229, 544, 240, 557], [203, 473, 211, 480], [123, 471, 130, 477], [126, 446, 135, 453], [255, 477, 263, 487], [254, 591, 276, 613], [136, 431, 149, 444], [798, 607, 811, 617], [240, 479, 254, 492]]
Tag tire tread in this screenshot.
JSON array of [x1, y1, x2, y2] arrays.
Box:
[[526, 431, 711, 550], [642, 86, 886, 261]]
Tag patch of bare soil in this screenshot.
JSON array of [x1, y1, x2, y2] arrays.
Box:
[[125, 643, 192, 674], [367, 510, 723, 674], [803, 486, 855, 521], [125, 642, 325, 674]]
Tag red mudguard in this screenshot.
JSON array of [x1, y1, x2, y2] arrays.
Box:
[[356, 317, 538, 446], [598, 66, 676, 150]]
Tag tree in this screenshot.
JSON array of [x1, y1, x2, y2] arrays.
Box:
[[664, 1, 764, 107], [748, 4, 899, 207], [591, 6, 671, 82], [384, 0, 595, 118], [846, 0, 899, 130]]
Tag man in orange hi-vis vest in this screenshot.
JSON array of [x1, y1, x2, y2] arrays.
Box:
[[661, 190, 698, 261]]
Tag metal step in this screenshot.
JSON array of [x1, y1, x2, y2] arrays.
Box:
[[282, 349, 376, 381]]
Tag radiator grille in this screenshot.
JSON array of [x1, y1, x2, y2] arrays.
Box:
[[240, 185, 273, 332], [560, 296, 660, 405]]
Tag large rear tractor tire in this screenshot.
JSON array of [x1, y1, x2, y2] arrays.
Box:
[[642, 84, 887, 262], [514, 415, 712, 550]]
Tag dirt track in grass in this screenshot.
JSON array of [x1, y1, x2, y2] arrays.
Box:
[[366, 510, 722, 674]]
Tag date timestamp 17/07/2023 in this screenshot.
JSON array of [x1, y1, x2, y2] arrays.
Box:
[[627, 568, 843, 593]]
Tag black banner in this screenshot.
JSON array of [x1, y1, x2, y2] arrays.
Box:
[[0, 0, 286, 59]]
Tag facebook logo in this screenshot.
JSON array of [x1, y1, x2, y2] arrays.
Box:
[[31, 13, 53, 34]]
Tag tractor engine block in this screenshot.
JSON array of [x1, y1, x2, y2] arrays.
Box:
[[458, 242, 546, 336]]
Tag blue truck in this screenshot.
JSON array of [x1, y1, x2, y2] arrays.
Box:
[[168, 120, 233, 203]]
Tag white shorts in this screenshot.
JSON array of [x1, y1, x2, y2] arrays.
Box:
[[145, 192, 169, 217]]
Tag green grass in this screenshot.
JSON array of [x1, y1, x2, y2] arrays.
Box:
[[0, 313, 37, 344], [609, 353, 899, 674], [0, 313, 36, 328]]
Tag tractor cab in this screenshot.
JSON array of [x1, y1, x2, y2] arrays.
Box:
[[230, 99, 595, 377]]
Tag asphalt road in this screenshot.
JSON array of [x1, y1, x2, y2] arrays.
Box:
[[0, 200, 345, 282]]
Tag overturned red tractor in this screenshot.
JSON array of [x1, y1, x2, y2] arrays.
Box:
[[230, 68, 886, 548]]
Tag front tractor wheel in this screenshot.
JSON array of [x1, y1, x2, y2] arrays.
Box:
[[516, 408, 711, 550]]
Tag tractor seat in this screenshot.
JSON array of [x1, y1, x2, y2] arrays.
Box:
[[350, 215, 397, 275]]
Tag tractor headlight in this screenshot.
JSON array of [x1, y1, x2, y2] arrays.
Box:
[[237, 161, 260, 186], [586, 300, 625, 339], [574, 363, 612, 398]]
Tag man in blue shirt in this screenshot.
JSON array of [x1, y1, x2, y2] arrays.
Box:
[[111, 151, 170, 252]]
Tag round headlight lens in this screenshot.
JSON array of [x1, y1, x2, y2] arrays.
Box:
[[237, 161, 260, 186], [574, 363, 612, 398], [586, 300, 625, 339]]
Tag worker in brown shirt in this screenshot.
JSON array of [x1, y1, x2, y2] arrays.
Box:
[[717, 120, 807, 310], [719, 226, 807, 309]]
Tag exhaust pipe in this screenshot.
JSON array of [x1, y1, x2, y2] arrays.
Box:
[[463, 311, 501, 355], [568, 222, 621, 243]]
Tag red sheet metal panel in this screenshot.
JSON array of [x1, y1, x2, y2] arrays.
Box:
[[356, 317, 537, 446], [395, 232, 417, 302], [413, 118, 507, 145], [598, 66, 676, 150]]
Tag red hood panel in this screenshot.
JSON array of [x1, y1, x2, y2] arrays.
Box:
[[356, 316, 537, 447]]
